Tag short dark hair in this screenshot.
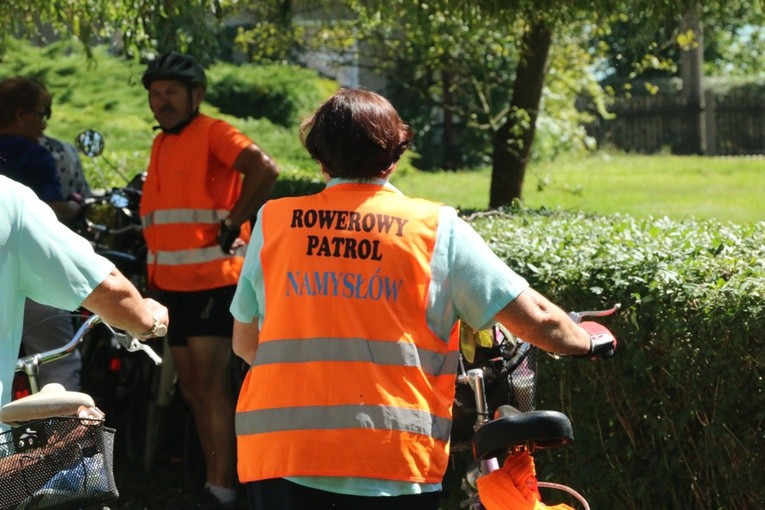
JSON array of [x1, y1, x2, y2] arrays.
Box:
[[0, 77, 48, 128], [300, 88, 414, 179]]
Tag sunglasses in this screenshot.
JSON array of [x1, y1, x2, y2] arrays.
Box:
[[31, 106, 52, 121]]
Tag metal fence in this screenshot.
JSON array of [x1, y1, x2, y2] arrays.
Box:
[[586, 89, 765, 156]]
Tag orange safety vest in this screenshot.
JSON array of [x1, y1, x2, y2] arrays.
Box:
[[236, 182, 461, 484], [140, 114, 252, 291]]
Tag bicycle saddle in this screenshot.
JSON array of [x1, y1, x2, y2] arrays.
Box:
[[0, 383, 95, 425], [472, 407, 574, 461]]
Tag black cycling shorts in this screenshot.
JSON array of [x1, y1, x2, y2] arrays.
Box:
[[157, 286, 236, 347], [245, 478, 441, 510]]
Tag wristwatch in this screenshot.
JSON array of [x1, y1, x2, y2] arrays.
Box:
[[137, 315, 168, 339]]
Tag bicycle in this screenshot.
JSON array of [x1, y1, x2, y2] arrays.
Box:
[[71, 129, 173, 473], [0, 314, 162, 510], [72, 129, 147, 291], [453, 304, 620, 510]]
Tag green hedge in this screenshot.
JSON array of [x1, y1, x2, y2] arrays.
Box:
[[206, 62, 337, 128], [466, 209, 764, 509]]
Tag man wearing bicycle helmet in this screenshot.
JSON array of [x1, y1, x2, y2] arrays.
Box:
[[140, 51, 279, 510]]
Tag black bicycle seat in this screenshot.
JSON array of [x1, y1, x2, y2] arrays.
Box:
[[472, 409, 574, 461]]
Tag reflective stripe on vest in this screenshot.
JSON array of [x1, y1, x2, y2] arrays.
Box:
[[149, 245, 246, 266], [236, 404, 453, 442], [236, 183, 458, 485], [238, 336, 459, 443], [142, 208, 228, 228], [253, 337, 459, 377], [142, 208, 244, 266]]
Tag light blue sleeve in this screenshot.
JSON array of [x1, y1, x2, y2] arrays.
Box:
[[230, 207, 265, 326], [0, 180, 114, 410], [428, 208, 529, 337], [18, 186, 114, 311]]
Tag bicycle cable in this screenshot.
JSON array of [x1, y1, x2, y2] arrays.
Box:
[[537, 481, 590, 510]]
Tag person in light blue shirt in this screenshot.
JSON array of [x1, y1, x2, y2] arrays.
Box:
[[230, 89, 615, 510], [1, 76, 90, 391], [232, 178, 530, 501], [21, 135, 94, 391], [0, 175, 169, 412]]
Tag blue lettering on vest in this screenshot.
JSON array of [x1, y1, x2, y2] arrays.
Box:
[[286, 271, 403, 302]]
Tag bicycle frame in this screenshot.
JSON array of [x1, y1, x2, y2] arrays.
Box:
[[456, 304, 619, 510], [2, 314, 163, 510]]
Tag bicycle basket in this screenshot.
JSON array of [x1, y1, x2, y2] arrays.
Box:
[[451, 323, 538, 452], [0, 417, 118, 510]]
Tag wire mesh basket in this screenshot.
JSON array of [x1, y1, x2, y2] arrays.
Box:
[[451, 323, 538, 453], [0, 417, 118, 510]]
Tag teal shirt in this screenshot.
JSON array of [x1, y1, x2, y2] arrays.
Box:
[[0, 176, 114, 412], [231, 178, 529, 496]]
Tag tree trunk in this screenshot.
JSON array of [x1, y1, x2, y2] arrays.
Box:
[[489, 21, 552, 208], [442, 70, 456, 170], [679, 2, 706, 155]]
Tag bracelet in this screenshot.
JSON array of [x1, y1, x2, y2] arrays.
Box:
[[137, 315, 168, 338]]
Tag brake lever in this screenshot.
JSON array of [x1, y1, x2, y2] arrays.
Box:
[[113, 332, 163, 366], [568, 303, 621, 324]]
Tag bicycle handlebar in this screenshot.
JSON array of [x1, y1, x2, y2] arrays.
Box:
[[85, 220, 142, 236], [541, 304, 620, 361], [81, 190, 142, 237], [16, 314, 162, 393]]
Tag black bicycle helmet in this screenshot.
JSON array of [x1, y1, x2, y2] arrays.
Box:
[[142, 52, 207, 90]]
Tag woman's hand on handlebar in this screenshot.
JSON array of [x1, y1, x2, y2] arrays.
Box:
[[491, 288, 618, 360], [138, 297, 169, 339], [576, 321, 617, 360], [81, 268, 168, 340]]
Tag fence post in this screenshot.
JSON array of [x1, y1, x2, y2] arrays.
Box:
[[704, 90, 716, 156]]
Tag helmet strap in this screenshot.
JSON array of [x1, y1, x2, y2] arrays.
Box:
[[155, 108, 199, 134]]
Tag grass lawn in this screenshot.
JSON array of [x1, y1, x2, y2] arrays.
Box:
[[392, 153, 765, 225]]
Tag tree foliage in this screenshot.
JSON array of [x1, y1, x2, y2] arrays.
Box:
[[2, 0, 763, 206], [0, 0, 227, 62], [335, 1, 698, 204], [593, 0, 765, 88]]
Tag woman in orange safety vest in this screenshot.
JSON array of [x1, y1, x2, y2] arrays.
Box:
[[230, 88, 611, 510]]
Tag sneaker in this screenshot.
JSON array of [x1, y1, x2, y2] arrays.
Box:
[[170, 488, 236, 510]]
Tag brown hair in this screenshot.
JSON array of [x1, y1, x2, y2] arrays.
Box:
[[0, 77, 49, 128], [300, 88, 414, 179]]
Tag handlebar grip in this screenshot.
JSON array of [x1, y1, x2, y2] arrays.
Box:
[[577, 321, 617, 360]]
